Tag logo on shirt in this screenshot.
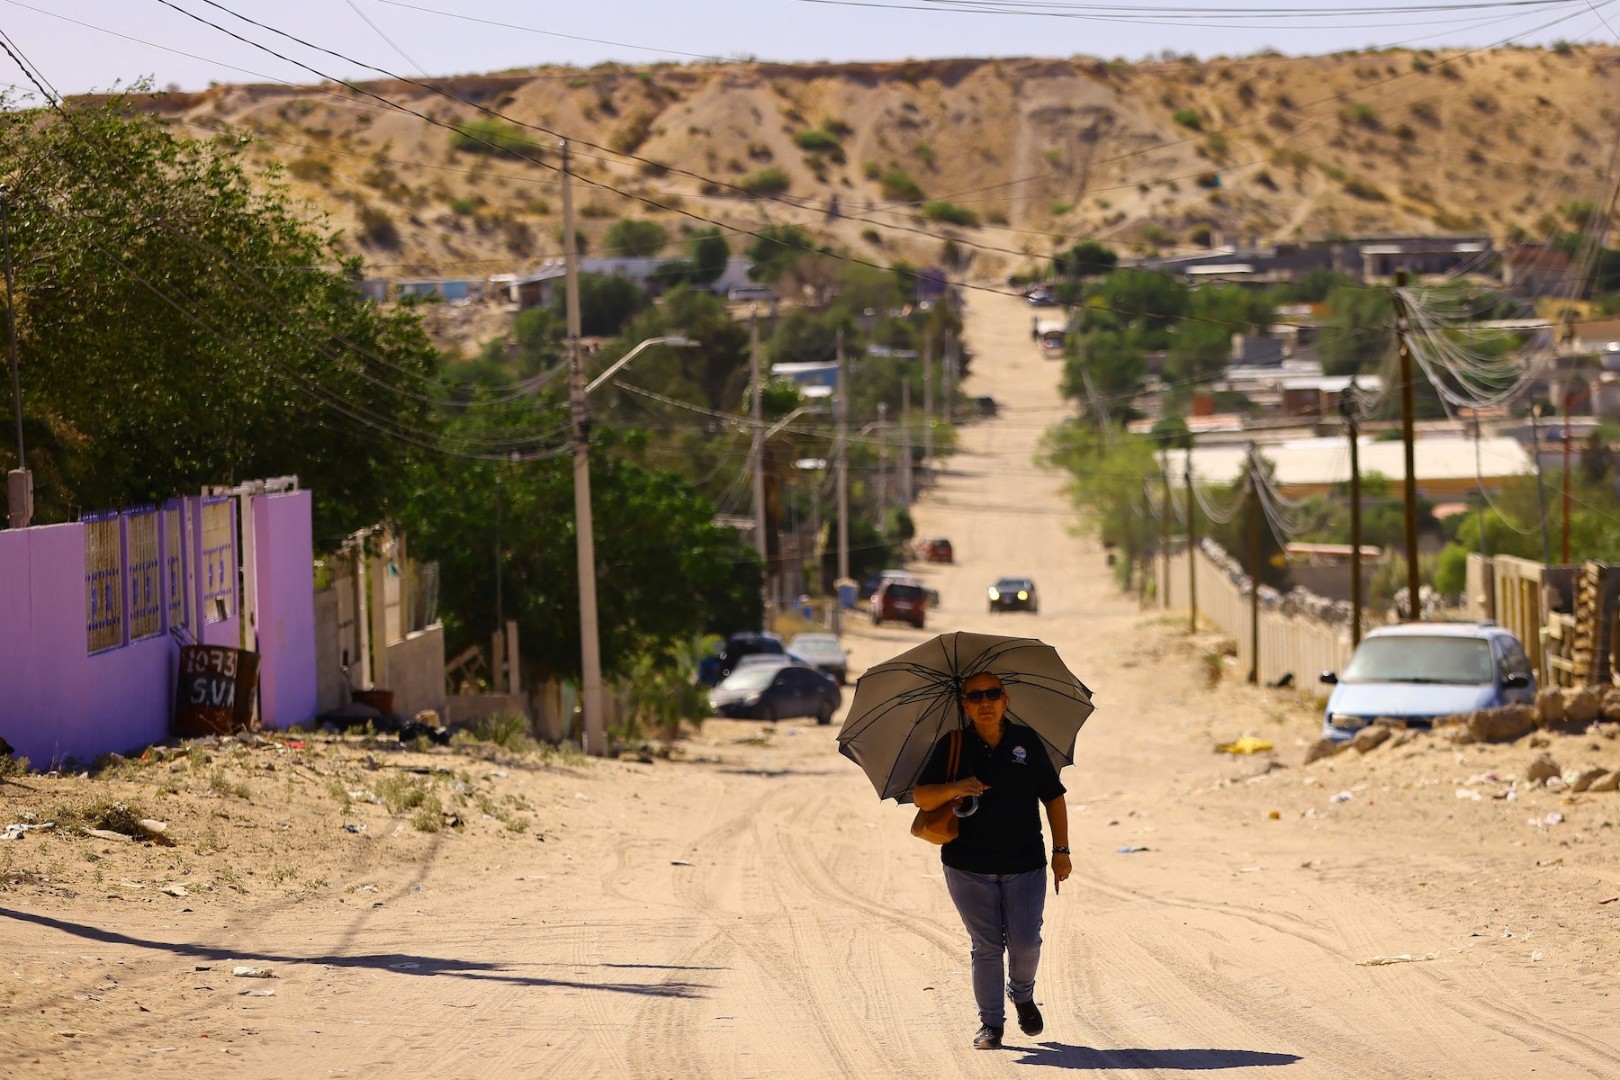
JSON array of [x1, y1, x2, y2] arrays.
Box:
[[1011, 745, 1028, 765]]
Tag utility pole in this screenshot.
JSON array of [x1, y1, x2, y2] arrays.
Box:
[[1139, 480, 1152, 610], [2, 184, 31, 529], [922, 336, 934, 477], [1391, 268, 1421, 622], [834, 330, 849, 634], [876, 402, 888, 534], [749, 309, 769, 625], [1184, 449, 1198, 634], [1342, 386, 1365, 648], [944, 328, 957, 423], [563, 142, 606, 757], [1247, 448, 1261, 685], [1473, 413, 1494, 620], [1561, 422, 1572, 564], [1159, 449, 1171, 610], [900, 377, 912, 505], [1531, 405, 1552, 565]]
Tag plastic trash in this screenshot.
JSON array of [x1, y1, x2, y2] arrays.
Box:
[[1215, 736, 1273, 755]]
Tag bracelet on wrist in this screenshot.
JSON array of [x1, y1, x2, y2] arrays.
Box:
[[1051, 846, 1070, 855]]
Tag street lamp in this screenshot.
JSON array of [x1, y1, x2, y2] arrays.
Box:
[[573, 334, 699, 757]]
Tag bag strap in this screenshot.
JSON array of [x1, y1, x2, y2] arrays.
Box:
[[946, 728, 962, 781]]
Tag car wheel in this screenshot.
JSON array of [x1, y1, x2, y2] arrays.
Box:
[[760, 702, 777, 723], [816, 700, 833, 725]]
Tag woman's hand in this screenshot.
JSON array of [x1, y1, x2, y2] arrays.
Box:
[[1051, 852, 1072, 894], [954, 776, 990, 798]]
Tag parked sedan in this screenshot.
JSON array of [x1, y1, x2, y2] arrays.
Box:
[[709, 660, 843, 725], [988, 576, 1038, 613], [787, 632, 850, 685], [1319, 622, 1537, 742]]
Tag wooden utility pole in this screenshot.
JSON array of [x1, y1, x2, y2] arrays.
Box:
[[1530, 405, 1552, 565], [1562, 423, 1572, 564], [749, 310, 768, 624], [1139, 480, 1152, 610], [1184, 450, 1198, 634], [1391, 268, 1421, 621], [1247, 449, 1261, 685], [834, 329, 848, 635], [1159, 451, 1172, 610], [1341, 383, 1364, 647]]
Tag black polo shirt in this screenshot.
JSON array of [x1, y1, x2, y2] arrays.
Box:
[[917, 721, 1066, 875]]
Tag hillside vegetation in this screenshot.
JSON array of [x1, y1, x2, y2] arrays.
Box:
[[137, 46, 1620, 279]]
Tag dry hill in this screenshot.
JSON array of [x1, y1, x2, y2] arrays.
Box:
[[140, 46, 1620, 282]]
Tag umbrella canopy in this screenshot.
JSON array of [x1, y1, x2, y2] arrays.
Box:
[[837, 631, 1095, 803]]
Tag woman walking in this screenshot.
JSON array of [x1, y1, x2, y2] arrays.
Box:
[[911, 670, 1071, 1049]]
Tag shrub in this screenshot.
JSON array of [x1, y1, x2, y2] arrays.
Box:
[[448, 195, 485, 215], [794, 128, 841, 153], [1349, 102, 1379, 127], [357, 204, 400, 249], [743, 167, 791, 195], [878, 168, 924, 202], [1050, 201, 1074, 215], [449, 117, 542, 160], [287, 156, 332, 182], [1171, 108, 1202, 130], [860, 227, 882, 245], [922, 201, 978, 227], [1204, 133, 1229, 157], [913, 140, 935, 167]]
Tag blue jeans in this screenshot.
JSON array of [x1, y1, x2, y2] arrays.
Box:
[[943, 866, 1047, 1028]]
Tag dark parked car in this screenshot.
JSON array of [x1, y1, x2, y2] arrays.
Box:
[[787, 632, 850, 685], [711, 631, 785, 682], [988, 576, 1038, 614], [873, 579, 927, 629], [708, 659, 842, 724]]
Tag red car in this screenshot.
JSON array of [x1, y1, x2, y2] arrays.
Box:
[[872, 579, 927, 629], [922, 538, 954, 564]]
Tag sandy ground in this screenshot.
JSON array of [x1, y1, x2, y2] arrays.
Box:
[[6, 290, 1620, 1078]]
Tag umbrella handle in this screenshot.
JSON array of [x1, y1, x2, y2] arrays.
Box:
[[953, 796, 980, 818]]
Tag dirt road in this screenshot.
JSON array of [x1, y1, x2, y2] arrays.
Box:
[[5, 290, 1620, 1078]]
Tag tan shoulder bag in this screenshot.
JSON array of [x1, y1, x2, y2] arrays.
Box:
[[910, 729, 964, 845]]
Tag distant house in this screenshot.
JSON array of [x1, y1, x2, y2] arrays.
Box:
[[397, 279, 486, 303], [1167, 433, 1532, 501], [1503, 244, 1573, 298], [513, 256, 757, 309]]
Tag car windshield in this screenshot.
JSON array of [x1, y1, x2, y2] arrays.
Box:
[[885, 585, 926, 601], [719, 665, 780, 691], [996, 579, 1032, 591], [790, 636, 844, 661], [1341, 636, 1495, 685]]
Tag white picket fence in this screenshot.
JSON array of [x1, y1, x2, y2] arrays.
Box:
[[1159, 545, 1357, 688]]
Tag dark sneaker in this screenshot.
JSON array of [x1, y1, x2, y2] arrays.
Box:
[[1012, 997, 1043, 1036], [973, 1024, 1004, 1050]]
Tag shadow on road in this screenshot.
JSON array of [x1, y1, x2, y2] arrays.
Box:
[[0, 907, 715, 998], [1012, 1043, 1301, 1070]]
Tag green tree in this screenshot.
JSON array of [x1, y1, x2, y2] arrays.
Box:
[[1062, 328, 1148, 410], [1053, 240, 1118, 282], [604, 218, 669, 257], [552, 273, 649, 337], [1317, 284, 1394, 377], [689, 228, 731, 287], [0, 94, 439, 540], [746, 224, 816, 283], [400, 416, 761, 685]]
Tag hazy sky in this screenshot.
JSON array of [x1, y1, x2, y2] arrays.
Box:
[[3, 0, 1617, 99]]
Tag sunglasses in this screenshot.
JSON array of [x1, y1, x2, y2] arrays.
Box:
[[962, 688, 1005, 703]]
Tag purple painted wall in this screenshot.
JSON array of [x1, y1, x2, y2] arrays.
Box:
[[0, 489, 317, 768], [0, 524, 175, 768], [253, 492, 317, 729]]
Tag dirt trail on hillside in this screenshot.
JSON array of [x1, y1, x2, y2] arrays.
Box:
[[4, 291, 1620, 1078]]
